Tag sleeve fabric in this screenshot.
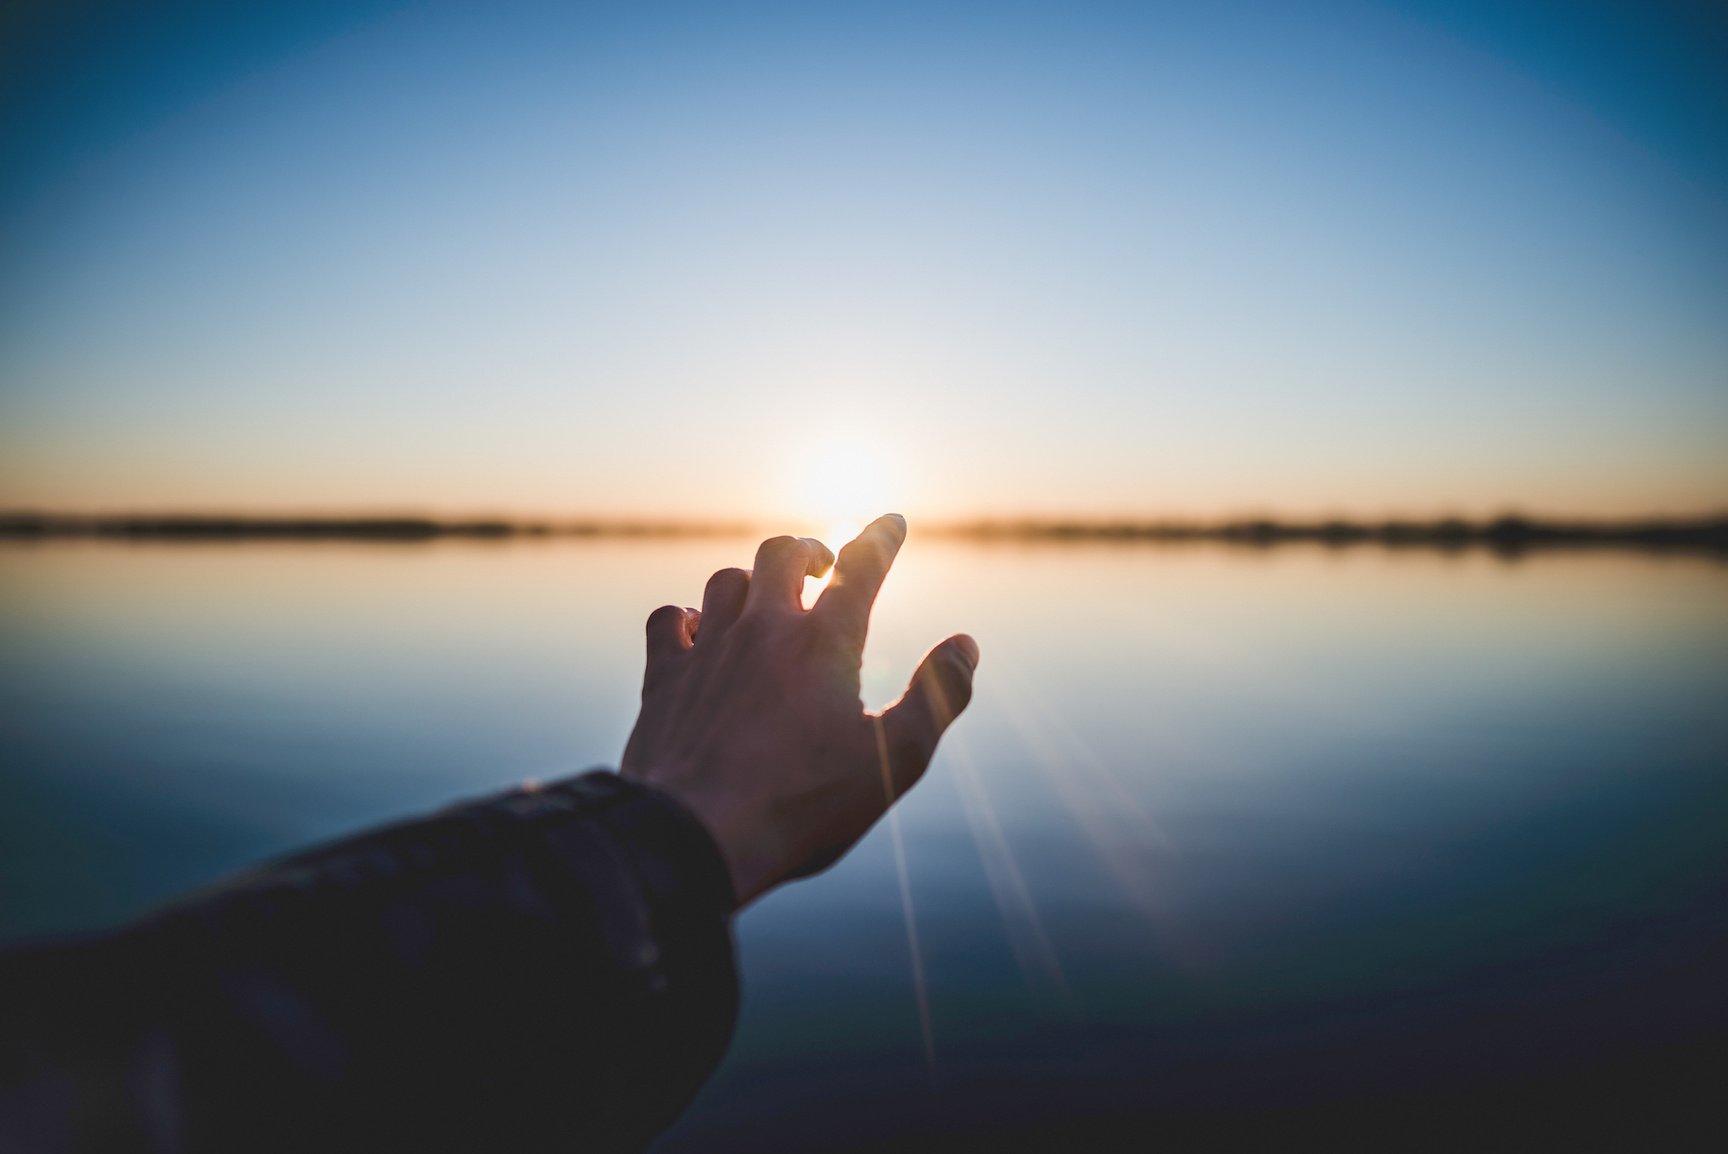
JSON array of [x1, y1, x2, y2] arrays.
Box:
[[0, 771, 740, 1153]]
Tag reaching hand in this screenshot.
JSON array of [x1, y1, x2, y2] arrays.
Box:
[[620, 514, 978, 907]]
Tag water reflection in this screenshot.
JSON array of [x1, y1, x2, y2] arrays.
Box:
[[1, 539, 1724, 1142]]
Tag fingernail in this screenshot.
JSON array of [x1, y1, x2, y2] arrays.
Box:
[[884, 513, 907, 535], [953, 634, 980, 669]]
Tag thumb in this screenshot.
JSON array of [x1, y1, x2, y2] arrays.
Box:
[[878, 634, 979, 799]]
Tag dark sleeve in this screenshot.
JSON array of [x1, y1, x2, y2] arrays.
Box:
[[0, 770, 740, 1154]]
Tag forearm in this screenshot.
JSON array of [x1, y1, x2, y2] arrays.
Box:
[[0, 771, 739, 1153]]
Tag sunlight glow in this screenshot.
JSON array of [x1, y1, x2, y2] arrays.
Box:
[[797, 435, 898, 541], [797, 433, 900, 608]]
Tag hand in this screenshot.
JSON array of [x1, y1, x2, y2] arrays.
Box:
[[620, 514, 979, 907]]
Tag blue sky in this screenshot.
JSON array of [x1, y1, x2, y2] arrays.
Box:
[[1, 0, 1724, 521]]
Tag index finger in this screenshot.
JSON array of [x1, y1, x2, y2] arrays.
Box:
[[813, 513, 907, 640]]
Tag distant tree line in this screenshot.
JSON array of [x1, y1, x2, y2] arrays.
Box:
[[1, 512, 1724, 554], [933, 515, 1728, 554]]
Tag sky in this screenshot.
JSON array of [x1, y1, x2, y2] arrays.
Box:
[[1, 0, 1725, 524]]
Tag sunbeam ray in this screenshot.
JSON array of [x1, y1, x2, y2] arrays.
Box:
[[990, 662, 1174, 853], [875, 717, 936, 1074], [948, 730, 1068, 1000], [979, 667, 1208, 965]]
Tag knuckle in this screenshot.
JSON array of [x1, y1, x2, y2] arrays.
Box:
[[725, 611, 774, 651], [813, 618, 860, 651]]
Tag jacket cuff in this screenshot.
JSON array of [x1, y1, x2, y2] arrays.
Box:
[[519, 770, 738, 994], [543, 770, 738, 916]]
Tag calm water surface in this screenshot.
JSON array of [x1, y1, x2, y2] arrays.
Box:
[[2, 539, 1725, 1144]]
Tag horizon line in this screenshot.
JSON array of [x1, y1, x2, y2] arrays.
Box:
[[4, 510, 1727, 554]]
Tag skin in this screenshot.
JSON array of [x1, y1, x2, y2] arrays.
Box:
[[621, 514, 979, 907]]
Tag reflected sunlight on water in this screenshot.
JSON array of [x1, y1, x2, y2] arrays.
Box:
[[1, 538, 1725, 1144]]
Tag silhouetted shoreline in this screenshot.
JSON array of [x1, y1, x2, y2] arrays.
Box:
[[3, 512, 1726, 554], [931, 515, 1728, 555], [0, 514, 755, 541]]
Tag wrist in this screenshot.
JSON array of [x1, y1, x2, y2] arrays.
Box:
[[628, 773, 781, 907]]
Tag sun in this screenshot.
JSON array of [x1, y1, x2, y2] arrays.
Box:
[[793, 434, 899, 602], [797, 434, 897, 544]]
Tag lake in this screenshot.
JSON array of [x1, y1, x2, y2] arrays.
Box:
[[2, 537, 1724, 1144]]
